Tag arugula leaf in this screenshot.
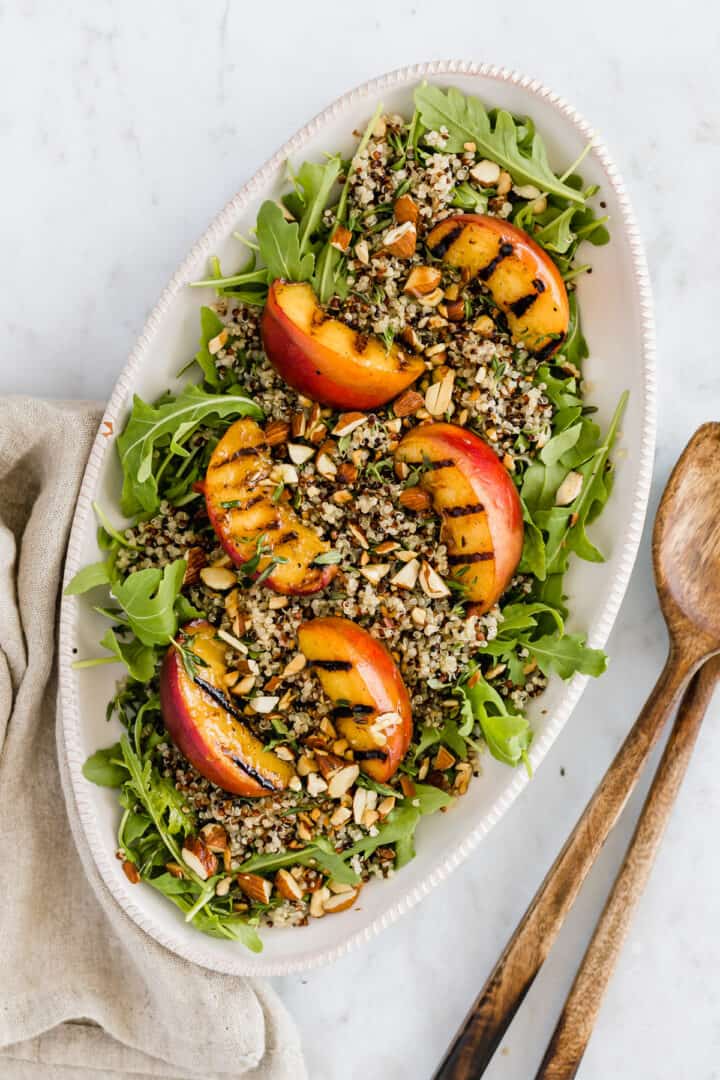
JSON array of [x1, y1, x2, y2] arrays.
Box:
[[289, 158, 342, 256], [112, 559, 186, 647], [97, 628, 157, 681], [560, 293, 589, 370], [451, 182, 488, 213], [64, 560, 111, 596], [414, 717, 467, 762], [82, 743, 127, 787], [313, 104, 382, 303], [117, 385, 262, 516], [239, 842, 361, 886], [192, 307, 223, 387], [458, 669, 532, 771], [256, 201, 314, 282], [528, 631, 607, 680], [518, 499, 546, 580], [414, 85, 584, 205]]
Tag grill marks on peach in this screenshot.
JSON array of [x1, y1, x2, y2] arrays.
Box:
[[395, 423, 524, 613], [204, 418, 335, 595], [298, 617, 413, 782], [427, 214, 569, 357], [160, 621, 295, 797]]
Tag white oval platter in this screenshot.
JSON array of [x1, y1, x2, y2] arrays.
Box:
[[59, 60, 656, 975]]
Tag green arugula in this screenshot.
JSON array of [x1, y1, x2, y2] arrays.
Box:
[[82, 743, 127, 787], [117, 384, 262, 516], [191, 306, 224, 387], [256, 200, 314, 282], [313, 103, 382, 303], [112, 559, 187, 647], [65, 560, 111, 596], [414, 85, 584, 204], [457, 667, 532, 771]]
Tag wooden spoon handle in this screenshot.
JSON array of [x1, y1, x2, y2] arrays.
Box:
[[433, 647, 701, 1080], [534, 655, 720, 1080]]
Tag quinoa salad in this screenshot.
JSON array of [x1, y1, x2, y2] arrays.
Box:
[[69, 84, 623, 951]]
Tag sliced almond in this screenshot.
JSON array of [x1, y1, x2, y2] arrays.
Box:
[[375, 540, 399, 556], [236, 873, 272, 905], [383, 221, 416, 259], [352, 786, 368, 825], [419, 560, 450, 599], [275, 745, 295, 762], [330, 805, 353, 827], [310, 886, 331, 917], [181, 837, 218, 881], [470, 160, 501, 186], [513, 183, 542, 199], [354, 238, 370, 265], [328, 764, 360, 799], [425, 369, 455, 417], [268, 595, 289, 610], [393, 388, 425, 417], [399, 487, 431, 512], [288, 443, 315, 466], [330, 225, 352, 252], [208, 328, 229, 355], [249, 695, 280, 714], [200, 823, 229, 853], [434, 745, 456, 771], [417, 287, 444, 308], [264, 419, 290, 446], [362, 808, 380, 828], [348, 523, 369, 550], [232, 674, 256, 696], [275, 868, 305, 901], [391, 558, 420, 590], [271, 462, 299, 485], [378, 795, 396, 817], [497, 170, 512, 195], [182, 547, 207, 587], [315, 751, 346, 780], [555, 470, 583, 506], [215, 876, 232, 897], [281, 652, 306, 679], [199, 566, 237, 591], [307, 772, 328, 797], [217, 628, 248, 654], [315, 452, 337, 479], [394, 193, 419, 225], [323, 888, 360, 914], [404, 265, 442, 297], [400, 775, 416, 799], [360, 563, 391, 586], [332, 412, 368, 437], [296, 753, 317, 777], [410, 605, 427, 627]]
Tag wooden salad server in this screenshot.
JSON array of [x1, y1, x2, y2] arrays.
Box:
[[434, 422, 720, 1079], [535, 653, 720, 1078]]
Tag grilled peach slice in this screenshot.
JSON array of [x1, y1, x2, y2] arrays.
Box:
[[203, 418, 335, 595], [395, 423, 523, 613], [261, 280, 425, 409], [298, 616, 413, 782], [160, 621, 295, 797], [427, 214, 569, 358]]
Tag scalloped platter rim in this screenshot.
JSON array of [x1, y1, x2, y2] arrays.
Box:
[[59, 60, 656, 975]]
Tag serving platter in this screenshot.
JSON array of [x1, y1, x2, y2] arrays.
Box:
[[59, 60, 656, 975]]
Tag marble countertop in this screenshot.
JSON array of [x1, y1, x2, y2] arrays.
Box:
[[3, 2, 719, 1077]]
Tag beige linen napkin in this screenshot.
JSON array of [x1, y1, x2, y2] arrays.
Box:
[[0, 398, 307, 1080]]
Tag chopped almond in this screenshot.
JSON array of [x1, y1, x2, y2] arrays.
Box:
[[236, 873, 273, 905], [404, 266, 442, 297], [330, 225, 352, 252], [394, 193, 419, 226]]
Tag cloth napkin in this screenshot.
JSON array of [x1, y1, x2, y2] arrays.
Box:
[[0, 397, 307, 1080]]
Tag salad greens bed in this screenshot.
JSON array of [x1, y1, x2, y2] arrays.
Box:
[[67, 83, 624, 948]]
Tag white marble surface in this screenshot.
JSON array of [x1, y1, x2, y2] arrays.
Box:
[[2, 2, 719, 1077]]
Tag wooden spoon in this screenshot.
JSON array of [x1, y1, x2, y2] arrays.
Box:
[[535, 653, 720, 1078], [433, 423, 720, 1080]]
